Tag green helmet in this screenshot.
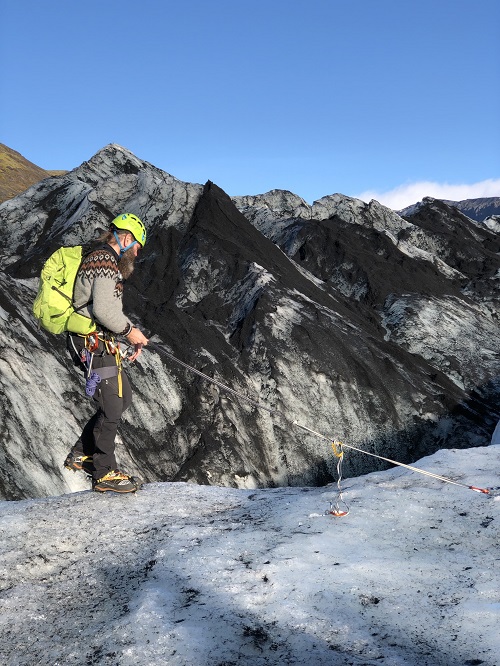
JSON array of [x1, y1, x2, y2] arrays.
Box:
[[111, 213, 147, 247]]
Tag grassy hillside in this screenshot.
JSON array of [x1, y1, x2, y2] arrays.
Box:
[[0, 144, 67, 203]]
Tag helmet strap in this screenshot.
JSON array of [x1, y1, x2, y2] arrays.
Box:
[[113, 230, 137, 256]]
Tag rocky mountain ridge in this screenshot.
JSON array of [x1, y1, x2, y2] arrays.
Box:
[[2, 142, 498, 221], [1, 143, 499, 500], [398, 195, 500, 222]]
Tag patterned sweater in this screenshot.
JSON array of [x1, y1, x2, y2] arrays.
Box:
[[73, 245, 132, 335]]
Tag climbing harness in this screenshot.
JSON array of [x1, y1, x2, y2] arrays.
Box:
[[146, 342, 492, 511], [72, 332, 124, 398]]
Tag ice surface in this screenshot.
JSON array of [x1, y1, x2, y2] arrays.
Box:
[[0, 446, 498, 666]]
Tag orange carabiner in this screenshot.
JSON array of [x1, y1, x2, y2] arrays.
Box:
[[328, 509, 349, 517], [85, 333, 99, 353]]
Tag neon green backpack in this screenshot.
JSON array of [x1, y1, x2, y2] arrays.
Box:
[[32, 246, 96, 335]]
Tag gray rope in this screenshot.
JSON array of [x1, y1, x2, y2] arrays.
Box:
[[146, 341, 491, 495]]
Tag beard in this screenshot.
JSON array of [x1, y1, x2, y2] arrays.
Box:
[[118, 249, 136, 279]]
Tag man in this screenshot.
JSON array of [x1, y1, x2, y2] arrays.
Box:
[[64, 213, 149, 493]]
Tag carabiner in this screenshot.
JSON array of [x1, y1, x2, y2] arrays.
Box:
[[85, 333, 99, 353]]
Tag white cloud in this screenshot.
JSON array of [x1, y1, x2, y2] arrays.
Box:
[[356, 178, 500, 210]]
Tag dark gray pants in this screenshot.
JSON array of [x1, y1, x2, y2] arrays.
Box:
[[68, 335, 132, 480]]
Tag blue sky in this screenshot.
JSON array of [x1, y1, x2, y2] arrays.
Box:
[[1, 0, 499, 208]]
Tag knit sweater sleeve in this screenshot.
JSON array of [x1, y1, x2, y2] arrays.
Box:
[[73, 247, 132, 335]]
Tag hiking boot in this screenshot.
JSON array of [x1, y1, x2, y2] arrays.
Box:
[[92, 470, 141, 494], [64, 448, 94, 475]]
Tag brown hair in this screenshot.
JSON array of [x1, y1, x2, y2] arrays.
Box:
[[93, 228, 137, 279], [94, 227, 128, 246]]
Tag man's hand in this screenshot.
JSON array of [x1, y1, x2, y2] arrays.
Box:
[[125, 327, 148, 362]]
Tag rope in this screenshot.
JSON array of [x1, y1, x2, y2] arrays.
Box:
[[326, 442, 350, 517], [148, 343, 275, 415], [81, 347, 101, 397], [294, 413, 491, 496], [146, 342, 491, 496], [85, 371, 101, 397]]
